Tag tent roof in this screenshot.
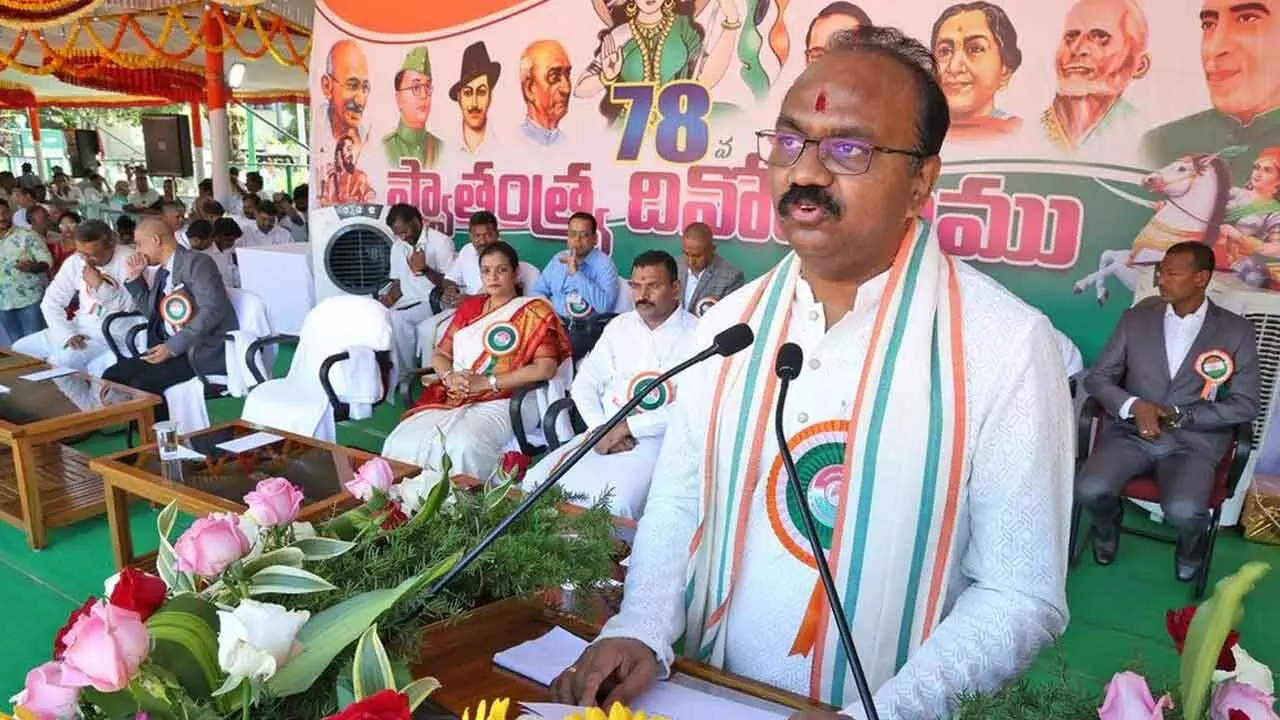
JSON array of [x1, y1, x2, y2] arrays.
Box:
[[0, 0, 312, 107]]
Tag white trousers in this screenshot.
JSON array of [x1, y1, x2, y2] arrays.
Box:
[[390, 302, 439, 380], [12, 319, 118, 377], [522, 432, 663, 520]]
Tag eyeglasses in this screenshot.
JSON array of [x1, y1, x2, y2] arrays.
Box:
[[328, 74, 371, 94], [755, 130, 925, 176], [397, 82, 433, 98]]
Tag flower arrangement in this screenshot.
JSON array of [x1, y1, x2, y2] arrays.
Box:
[[957, 561, 1277, 720], [454, 698, 668, 720], [3, 453, 616, 720]]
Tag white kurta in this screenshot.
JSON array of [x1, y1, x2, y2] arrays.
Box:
[[522, 308, 699, 519], [597, 262, 1073, 719], [389, 228, 459, 376], [12, 245, 133, 376]]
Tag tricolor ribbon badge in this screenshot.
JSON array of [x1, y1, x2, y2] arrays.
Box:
[[695, 296, 719, 317], [1195, 349, 1234, 401], [161, 286, 195, 329], [566, 291, 592, 319]]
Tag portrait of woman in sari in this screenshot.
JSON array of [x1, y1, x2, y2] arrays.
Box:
[[574, 0, 758, 125], [382, 241, 573, 478]]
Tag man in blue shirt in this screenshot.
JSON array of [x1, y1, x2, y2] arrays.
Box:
[[534, 211, 619, 360]]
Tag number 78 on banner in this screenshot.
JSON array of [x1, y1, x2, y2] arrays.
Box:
[[608, 81, 714, 164]]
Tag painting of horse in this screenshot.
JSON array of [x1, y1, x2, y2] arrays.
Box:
[[1073, 153, 1231, 305]]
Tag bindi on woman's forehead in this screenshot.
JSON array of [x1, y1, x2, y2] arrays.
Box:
[[814, 89, 829, 113]]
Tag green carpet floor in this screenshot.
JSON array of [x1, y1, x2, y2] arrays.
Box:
[[1, 380, 1277, 706]]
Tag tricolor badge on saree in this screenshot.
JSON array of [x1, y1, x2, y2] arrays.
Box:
[[1195, 349, 1234, 401], [483, 321, 520, 356]]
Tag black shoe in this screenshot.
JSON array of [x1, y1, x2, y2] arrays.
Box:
[[1092, 517, 1120, 565], [1176, 533, 1207, 582]]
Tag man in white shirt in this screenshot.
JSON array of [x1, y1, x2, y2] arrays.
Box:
[[208, 218, 243, 288], [277, 186, 308, 244], [12, 220, 132, 376], [381, 203, 457, 381], [48, 173, 83, 210], [158, 200, 189, 248], [522, 250, 697, 519], [552, 26, 1073, 720], [417, 210, 540, 354], [123, 171, 160, 215], [10, 187, 37, 228], [237, 201, 293, 247], [1078, 241, 1258, 581]]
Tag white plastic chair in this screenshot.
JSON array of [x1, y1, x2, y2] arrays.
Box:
[[240, 295, 393, 442], [164, 289, 272, 434]]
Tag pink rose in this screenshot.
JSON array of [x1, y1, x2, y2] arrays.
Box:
[[346, 457, 394, 502], [58, 602, 150, 693], [244, 477, 305, 527], [173, 513, 250, 577], [1212, 679, 1280, 720], [12, 662, 80, 720], [1098, 672, 1174, 720]]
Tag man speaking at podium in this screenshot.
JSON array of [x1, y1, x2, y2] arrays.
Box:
[[551, 26, 1074, 720]]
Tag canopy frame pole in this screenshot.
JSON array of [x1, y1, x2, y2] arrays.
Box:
[[204, 9, 231, 207], [26, 106, 44, 179], [190, 100, 204, 184]]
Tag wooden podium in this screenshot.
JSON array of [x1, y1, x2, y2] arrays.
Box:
[[412, 597, 826, 718]]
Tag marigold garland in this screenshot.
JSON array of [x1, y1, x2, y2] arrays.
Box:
[[50, 50, 206, 102], [0, 0, 102, 29], [0, 2, 309, 78], [0, 78, 35, 109]]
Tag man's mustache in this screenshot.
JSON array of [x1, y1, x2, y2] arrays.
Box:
[[344, 100, 364, 114], [636, 300, 653, 308], [777, 185, 842, 219]]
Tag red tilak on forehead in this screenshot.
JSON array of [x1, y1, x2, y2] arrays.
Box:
[[814, 89, 829, 113]]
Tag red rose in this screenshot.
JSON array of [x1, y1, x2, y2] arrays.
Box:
[[1229, 711, 1250, 720], [324, 690, 411, 720], [499, 451, 531, 483], [53, 597, 97, 660], [1165, 606, 1238, 671], [374, 503, 408, 531], [108, 568, 168, 621]]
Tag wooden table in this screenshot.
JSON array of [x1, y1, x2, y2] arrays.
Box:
[[0, 363, 159, 549], [413, 598, 828, 717], [90, 420, 418, 569], [0, 348, 44, 373]]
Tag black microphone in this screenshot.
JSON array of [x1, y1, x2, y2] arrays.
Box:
[[773, 342, 880, 720], [422, 323, 756, 599]]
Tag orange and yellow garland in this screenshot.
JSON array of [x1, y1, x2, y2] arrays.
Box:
[[0, 2, 310, 76], [0, 0, 102, 30]]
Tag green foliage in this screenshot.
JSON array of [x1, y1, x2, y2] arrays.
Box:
[[1180, 562, 1271, 720], [254, 485, 616, 719]]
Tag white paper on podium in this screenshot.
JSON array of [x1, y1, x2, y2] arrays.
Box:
[[494, 629, 790, 720], [19, 366, 78, 382]]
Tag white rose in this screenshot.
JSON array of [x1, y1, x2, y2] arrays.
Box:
[[102, 571, 121, 597], [1214, 645, 1275, 695], [216, 599, 309, 683], [390, 472, 444, 516]]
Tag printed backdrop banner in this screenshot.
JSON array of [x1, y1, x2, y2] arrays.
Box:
[[309, 0, 1280, 362]]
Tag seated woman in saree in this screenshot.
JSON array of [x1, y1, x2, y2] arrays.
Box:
[[382, 241, 574, 478]]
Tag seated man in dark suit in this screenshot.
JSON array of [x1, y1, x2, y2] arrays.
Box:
[[104, 218, 238, 419], [1078, 241, 1259, 581], [677, 222, 745, 317]]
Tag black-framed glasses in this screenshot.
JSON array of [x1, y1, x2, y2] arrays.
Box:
[[755, 130, 924, 176], [397, 82, 433, 98]]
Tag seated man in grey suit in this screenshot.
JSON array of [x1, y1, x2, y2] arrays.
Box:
[[677, 222, 745, 317], [104, 218, 238, 419], [1078, 242, 1259, 581]]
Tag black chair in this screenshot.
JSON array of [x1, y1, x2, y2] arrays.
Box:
[[100, 311, 233, 446], [542, 397, 588, 451], [1070, 396, 1252, 599], [245, 334, 395, 425]]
